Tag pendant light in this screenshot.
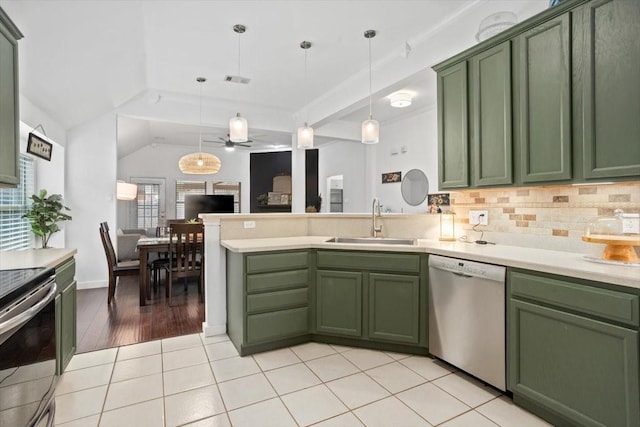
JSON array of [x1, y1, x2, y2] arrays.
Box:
[[179, 77, 221, 174], [229, 24, 248, 143], [297, 41, 314, 149], [362, 29, 379, 144]]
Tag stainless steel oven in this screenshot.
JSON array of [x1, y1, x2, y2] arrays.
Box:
[[0, 268, 57, 427]]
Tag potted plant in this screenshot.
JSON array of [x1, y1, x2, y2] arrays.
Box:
[[23, 189, 72, 248]]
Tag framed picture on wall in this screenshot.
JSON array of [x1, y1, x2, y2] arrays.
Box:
[[382, 171, 402, 183]]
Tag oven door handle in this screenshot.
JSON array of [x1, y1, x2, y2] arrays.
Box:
[[0, 281, 57, 336]]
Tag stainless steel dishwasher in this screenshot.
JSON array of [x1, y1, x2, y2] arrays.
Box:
[[428, 255, 506, 391]]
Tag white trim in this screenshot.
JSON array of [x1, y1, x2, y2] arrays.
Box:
[[203, 218, 226, 337], [77, 280, 107, 290]]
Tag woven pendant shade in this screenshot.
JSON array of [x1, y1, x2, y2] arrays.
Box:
[[179, 152, 221, 174]]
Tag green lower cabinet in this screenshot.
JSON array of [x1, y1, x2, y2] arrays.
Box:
[[316, 270, 362, 337], [510, 299, 639, 427], [508, 268, 640, 427], [226, 250, 310, 355], [368, 273, 420, 344], [55, 258, 76, 374], [59, 280, 77, 373]]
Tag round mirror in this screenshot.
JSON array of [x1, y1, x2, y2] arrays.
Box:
[[401, 169, 429, 206]]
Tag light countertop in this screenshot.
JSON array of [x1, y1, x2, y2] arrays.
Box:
[[221, 236, 639, 290], [0, 248, 77, 271]]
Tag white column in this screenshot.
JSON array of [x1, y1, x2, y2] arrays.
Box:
[[291, 133, 306, 213], [203, 217, 226, 336]]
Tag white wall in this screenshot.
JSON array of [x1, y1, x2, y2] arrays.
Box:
[[65, 113, 118, 288], [317, 141, 367, 213], [372, 107, 438, 213], [19, 96, 68, 248], [117, 143, 251, 228]]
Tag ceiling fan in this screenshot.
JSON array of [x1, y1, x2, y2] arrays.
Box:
[[203, 135, 252, 151]]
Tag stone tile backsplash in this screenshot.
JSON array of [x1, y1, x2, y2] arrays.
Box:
[[450, 182, 640, 253]]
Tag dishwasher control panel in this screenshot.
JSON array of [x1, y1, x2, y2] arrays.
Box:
[[429, 255, 506, 282]]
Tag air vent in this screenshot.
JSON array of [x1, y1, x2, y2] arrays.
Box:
[[224, 75, 251, 84]]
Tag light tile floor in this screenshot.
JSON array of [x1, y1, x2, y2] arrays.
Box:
[[55, 334, 552, 427]]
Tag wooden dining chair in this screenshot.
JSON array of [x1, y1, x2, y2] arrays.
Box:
[[164, 222, 204, 306], [99, 222, 140, 304]]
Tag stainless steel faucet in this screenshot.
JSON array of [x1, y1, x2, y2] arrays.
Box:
[[371, 197, 382, 237]]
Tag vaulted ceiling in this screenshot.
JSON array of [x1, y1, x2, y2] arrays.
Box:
[[1, 0, 547, 152]]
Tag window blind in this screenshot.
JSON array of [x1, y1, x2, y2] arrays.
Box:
[[176, 181, 206, 219], [0, 156, 35, 251], [136, 183, 160, 229]]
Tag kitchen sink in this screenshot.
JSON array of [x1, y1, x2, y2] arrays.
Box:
[[326, 237, 416, 245]]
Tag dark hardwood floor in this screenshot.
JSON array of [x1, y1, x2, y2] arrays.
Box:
[[76, 275, 205, 353]]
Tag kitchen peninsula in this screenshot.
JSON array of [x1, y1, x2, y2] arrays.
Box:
[[200, 212, 639, 427]]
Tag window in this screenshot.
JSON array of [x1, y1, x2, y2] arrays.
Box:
[[176, 181, 206, 219], [136, 183, 160, 228], [212, 181, 241, 213], [0, 155, 35, 251]]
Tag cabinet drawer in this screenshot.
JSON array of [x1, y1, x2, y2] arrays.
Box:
[[246, 251, 308, 274], [246, 269, 308, 293], [55, 258, 76, 292], [247, 307, 308, 343], [317, 251, 420, 273], [510, 270, 639, 327], [247, 287, 308, 314]]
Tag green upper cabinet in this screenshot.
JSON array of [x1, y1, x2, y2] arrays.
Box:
[[437, 62, 469, 189], [517, 14, 572, 183], [435, 0, 639, 188], [577, 0, 640, 179], [0, 8, 22, 187], [470, 41, 513, 186]]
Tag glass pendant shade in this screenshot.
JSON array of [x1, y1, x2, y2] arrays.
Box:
[[297, 123, 314, 149], [361, 116, 379, 144], [229, 113, 248, 142], [179, 152, 221, 174]]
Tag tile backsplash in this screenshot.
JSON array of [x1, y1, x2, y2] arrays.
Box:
[[450, 182, 640, 254]]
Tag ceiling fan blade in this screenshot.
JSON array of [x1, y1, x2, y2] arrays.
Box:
[[202, 139, 224, 144], [235, 142, 252, 147]]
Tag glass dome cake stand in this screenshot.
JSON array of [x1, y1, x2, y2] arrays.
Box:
[[582, 209, 640, 266]]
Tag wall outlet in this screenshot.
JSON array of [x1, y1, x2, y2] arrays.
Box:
[[243, 221, 256, 229], [622, 214, 639, 234], [469, 210, 489, 225]]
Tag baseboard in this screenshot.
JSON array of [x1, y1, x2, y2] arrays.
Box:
[[202, 322, 226, 337], [76, 280, 107, 290]]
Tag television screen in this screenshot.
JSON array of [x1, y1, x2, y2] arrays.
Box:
[[185, 195, 234, 220]]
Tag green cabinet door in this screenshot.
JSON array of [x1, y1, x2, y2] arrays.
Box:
[[470, 41, 513, 186], [437, 61, 469, 189], [316, 270, 362, 337], [579, 0, 640, 179], [509, 299, 639, 427], [368, 273, 420, 344], [517, 14, 572, 183], [0, 10, 21, 187], [60, 281, 77, 373]]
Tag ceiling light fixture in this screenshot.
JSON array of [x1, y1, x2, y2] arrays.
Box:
[[297, 41, 314, 149], [229, 24, 249, 143], [116, 181, 137, 201], [362, 29, 379, 144], [179, 77, 221, 175], [225, 140, 235, 152], [390, 91, 413, 108]]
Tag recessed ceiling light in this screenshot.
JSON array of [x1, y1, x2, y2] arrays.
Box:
[[390, 92, 413, 108]]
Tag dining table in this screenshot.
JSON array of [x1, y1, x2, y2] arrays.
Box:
[[136, 236, 170, 306], [136, 232, 205, 306]]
